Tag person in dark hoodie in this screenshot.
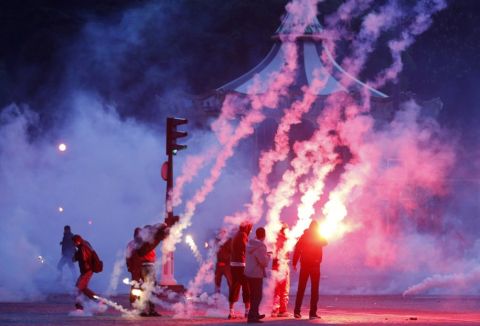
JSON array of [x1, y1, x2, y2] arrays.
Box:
[[292, 220, 328, 320], [72, 234, 98, 310], [57, 225, 76, 281], [214, 229, 232, 294], [228, 222, 252, 319], [245, 227, 270, 323], [134, 223, 169, 317]]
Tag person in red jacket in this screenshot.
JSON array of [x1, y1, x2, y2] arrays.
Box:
[[126, 227, 142, 305], [228, 222, 252, 319], [292, 221, 328, 320], [271, 223, 290, 317], [134, 223, 169, 317], [72, 234, 98, 310]]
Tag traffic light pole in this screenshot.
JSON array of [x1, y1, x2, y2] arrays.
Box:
[[160, 117, 187, 290], [160, 151, 177, 286]]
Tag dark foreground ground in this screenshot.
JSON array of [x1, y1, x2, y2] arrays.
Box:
[[1, 294, 479, 326]]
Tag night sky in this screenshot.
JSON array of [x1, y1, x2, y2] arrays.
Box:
[[0, 0, 479, 142]]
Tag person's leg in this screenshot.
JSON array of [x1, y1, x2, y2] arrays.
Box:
[[279, 272, 290, 314], [57, 256, 67, 282], [240, 267, 250, 316], [272, 278, 280, 316], [67, 257, 76, 278], [294, 266, 309, 316], [75, 271, 94, 308], [247, 277, 262, 321], [225, 265, 233, 289], [57, 256, 66, 271], [143, 264, 159, 315], [214, 265, 222, 293], [309, 267, 320, 317], [229, 266, 242, 317]]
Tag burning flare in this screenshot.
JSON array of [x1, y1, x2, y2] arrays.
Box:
[[185, 234, 203, 264]]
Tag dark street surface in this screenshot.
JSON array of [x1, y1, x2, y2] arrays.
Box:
[[1, 294, 479, 325]]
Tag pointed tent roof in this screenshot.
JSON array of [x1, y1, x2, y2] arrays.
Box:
[[217, 14, 387, 98]]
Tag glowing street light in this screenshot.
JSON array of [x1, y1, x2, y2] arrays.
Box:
[[58, 143, 67, 152]]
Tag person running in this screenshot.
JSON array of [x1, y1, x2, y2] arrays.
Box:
[[57, 225, 76, 282], [245, 227, 270, 323], [228, 222, 252, 319], [72, 234, 99, 310], [292, 221, 328, 320]]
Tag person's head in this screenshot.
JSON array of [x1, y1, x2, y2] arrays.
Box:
[[255, 227, 266, 241], [72, 234, 83, 247], [133, 227, 141, 239], [64, 225, 71, 233]]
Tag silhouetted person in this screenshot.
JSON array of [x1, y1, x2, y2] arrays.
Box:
[[72, 234, 98, 310], [292, 221, 328, 320], [271, 223, 290, 317], [57, 225, 76, 281], [228, 222, 252, 319], [126, 227, 142, 305], [134, 223, 169, 317], [245, 227, 270, 323], [214, 229, 232, 294]]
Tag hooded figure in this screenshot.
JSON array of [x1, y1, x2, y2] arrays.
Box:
[[57, 225, 76, 281], [292, 221, 328, 320], [245, 227, 270, 323]]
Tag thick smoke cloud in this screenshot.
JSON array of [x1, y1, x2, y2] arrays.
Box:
[[0, 0, 479, 305]]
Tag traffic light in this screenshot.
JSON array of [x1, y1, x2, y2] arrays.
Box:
[[166, 117, 188, 155]]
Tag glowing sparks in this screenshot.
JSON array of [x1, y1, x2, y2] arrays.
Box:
[[122, 277, 130, 285], [58, 143, 67, 152], [319, 195, 349, 241], [185, 234, 203, 264], [37, 255, 45, 264], [58, 206, 64, 213], [204, 242, 209, 249]]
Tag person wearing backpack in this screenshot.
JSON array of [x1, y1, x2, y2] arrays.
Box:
[[72, 234, 100, 310]]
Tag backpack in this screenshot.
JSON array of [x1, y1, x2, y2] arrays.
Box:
[[91, 250, 103, 273]]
